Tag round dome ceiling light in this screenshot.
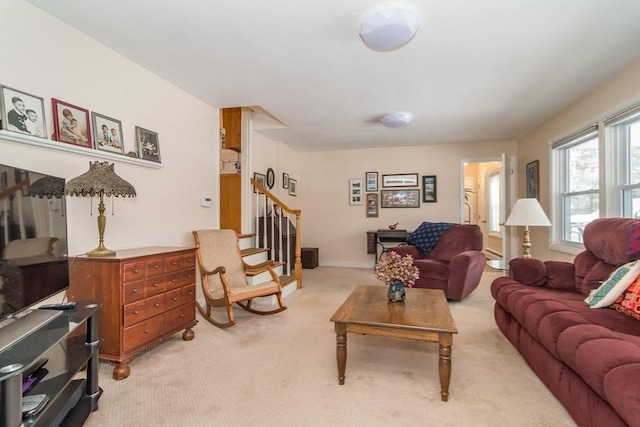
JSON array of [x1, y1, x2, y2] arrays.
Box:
[[359, 7, 420, 51], [381, 112, 413, 128]]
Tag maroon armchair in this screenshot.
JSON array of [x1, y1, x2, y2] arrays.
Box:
[[388, 224, 485, 301]]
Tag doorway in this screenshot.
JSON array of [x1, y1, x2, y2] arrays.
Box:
[[461, 156, 512, 261]]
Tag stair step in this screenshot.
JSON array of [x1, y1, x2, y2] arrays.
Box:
[[279, 275, 296, 286], [245, 261, 285, 277], [240, 247, 269, 257]]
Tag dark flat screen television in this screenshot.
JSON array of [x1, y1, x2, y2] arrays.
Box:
[[0, 163, 69, 323]]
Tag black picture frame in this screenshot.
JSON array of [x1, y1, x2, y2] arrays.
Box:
[[366, 171, 378, 192], [289, 179, 297, 196], [526, 160, 539, 199], [266, 168, 275, 189], [382, 173, 418, 188], [253, 172, 266, 193], [422, 175, 437, 203]]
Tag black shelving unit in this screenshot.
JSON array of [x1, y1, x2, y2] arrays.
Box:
[[0, 301, 102, 427]]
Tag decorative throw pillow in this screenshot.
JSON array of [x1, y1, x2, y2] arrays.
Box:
[[584, 261, 640, 308], [610, 275, 640, 321]]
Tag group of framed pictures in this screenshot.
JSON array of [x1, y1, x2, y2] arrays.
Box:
[[0, 85, 161, 163], [352, 172, 438, 218], [282, 172, 297, 196], [253, 170, 297, 196]]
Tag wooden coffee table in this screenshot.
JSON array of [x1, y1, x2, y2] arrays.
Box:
[[330, 285, 458, 401]]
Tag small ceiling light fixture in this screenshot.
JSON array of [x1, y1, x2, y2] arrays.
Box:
[[360, 7, 420, 51], [381, 112, 413, 128]]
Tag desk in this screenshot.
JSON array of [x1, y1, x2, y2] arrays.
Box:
[[366, 229, 410, 262]]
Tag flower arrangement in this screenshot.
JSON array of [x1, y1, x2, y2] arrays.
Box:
[[374, 251, 419, 287]]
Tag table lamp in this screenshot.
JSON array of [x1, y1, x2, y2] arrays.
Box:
[[66, 161, 136, 257], [504, 198, 551, 258]]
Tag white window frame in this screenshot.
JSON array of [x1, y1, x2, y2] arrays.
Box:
[[551, 103, 640, 255]]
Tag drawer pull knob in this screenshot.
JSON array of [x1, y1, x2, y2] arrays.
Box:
[[144, 329, 149, 333], [154, 303, 160, 307], [133, 289, 138, 293], [180, 314, 184, 318], [154, 264, 159, 269], [172, 261, 178, 265], [153, 283, 159, 287], [172, 297, 178, 301], [133, 268, 139, 273], [134, 310, 139, 314]]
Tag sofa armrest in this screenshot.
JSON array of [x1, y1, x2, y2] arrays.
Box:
[[386, 245, 422, 259], [508, 258, 547, 287], [447, 250, 486, 301]]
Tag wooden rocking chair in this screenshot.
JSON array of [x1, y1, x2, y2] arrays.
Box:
[[193, 229, 287, 328]]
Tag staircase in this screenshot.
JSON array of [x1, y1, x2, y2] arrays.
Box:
[[237, 233, 298, 305]]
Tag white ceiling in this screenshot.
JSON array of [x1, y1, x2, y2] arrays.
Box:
[[28, 0, 640, 152]]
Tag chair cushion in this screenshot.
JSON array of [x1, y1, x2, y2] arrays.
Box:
[[413, 259, 449, 281]]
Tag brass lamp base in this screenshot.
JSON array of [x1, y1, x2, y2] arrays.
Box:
[[521, 226, 532, 258], [87, 246, 116, 257]]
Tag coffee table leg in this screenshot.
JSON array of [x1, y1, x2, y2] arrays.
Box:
[[438, 333, 453, 402], [335, 323, 347, 385]]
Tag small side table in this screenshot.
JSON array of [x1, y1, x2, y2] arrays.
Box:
[[486, 259, 508, 276]]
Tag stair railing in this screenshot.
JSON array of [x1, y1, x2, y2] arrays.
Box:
[[251, 178, 302, 288]]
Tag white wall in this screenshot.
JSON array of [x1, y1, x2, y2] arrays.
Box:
[[0, 0, 219, 256], [299, 140, 517, 267], [518, 60, 640, 262]]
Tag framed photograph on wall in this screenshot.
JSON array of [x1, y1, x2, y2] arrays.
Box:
[[381, 189, 420, 208], [253, 172, 266, 193], [289, 179, 297, 196], [92, 112, 124, 154], [422, 175, 437, 203], [366, 193, 379, 217], [136, 126, 161, 163], [283, 173, 290, 189], [349, 178, 363, 205], [52, 99, 92, 148], [0, 85, 47, 138], [365, 171, 378, 192], [382, 173, 418, 188], [526, 160, 539, 199]]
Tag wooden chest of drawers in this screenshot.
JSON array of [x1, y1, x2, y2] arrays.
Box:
[[69, 246, 197, 380]]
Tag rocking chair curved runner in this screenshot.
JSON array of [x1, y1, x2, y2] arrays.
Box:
[[193, 229, 287, 328]]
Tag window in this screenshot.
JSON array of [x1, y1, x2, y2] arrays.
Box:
[[608, 107, 640, 219], [552, 104, 640, 249], [488, 172, 501, 234]]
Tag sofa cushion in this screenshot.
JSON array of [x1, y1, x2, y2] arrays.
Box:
[[426, 224, 482, 262], [583, 218, 640, 265], [585, 261, 640, 308], [581, 260, 618, 296], [610, 275, 640, 321]]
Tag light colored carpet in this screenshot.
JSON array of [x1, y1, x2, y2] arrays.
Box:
[[85, 267, 576, 427]]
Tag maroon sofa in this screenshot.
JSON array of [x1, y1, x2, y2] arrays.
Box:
[[491, 218, 640, 427], [388, 224, 485, 301]]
